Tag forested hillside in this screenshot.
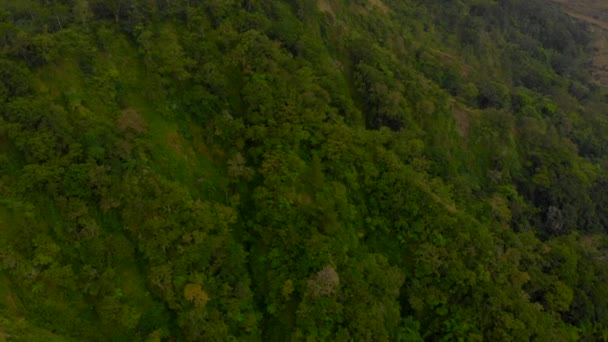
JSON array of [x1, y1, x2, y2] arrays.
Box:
[[552, 0, 608, 85], [2, 0, 608, 340]]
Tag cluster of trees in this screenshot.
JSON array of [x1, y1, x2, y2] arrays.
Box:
[[2, 0, 608, 340]]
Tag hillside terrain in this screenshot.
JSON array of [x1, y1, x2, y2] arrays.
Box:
[[2, 0, 608, 340], [553, 0, 608, 84]]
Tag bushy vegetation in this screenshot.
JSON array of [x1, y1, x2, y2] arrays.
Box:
[[2, 0, 608, 340]]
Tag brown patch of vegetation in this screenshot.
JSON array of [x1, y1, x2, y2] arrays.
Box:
[[117, 108, 147, 134], [184, 283, 210, 308], [298, 194, 313, 206], [369, 0, 389, 14], [317, 0, 335, 18], [166, 130, 184, 157], [308, 265, 339, 297], [453, 108, 471, 139]]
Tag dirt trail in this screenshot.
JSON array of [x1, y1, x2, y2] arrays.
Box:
[[564, 10, 608, 31]]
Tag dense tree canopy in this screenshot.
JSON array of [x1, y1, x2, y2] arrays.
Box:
[[2, 0, 608, 340]]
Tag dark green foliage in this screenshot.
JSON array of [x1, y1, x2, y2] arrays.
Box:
[[1, 0, 608, 340]]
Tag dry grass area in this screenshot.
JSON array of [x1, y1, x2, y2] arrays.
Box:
[[552, 0, 608, 85], [317, 0, 335, 18], [318, 0, 389, 17], [369, 0, 390, 14], [554, 0, 608, 23]]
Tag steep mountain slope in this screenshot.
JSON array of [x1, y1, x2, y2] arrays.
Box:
[[553, 0, 608, 85], [1, 0, 608, 340]]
